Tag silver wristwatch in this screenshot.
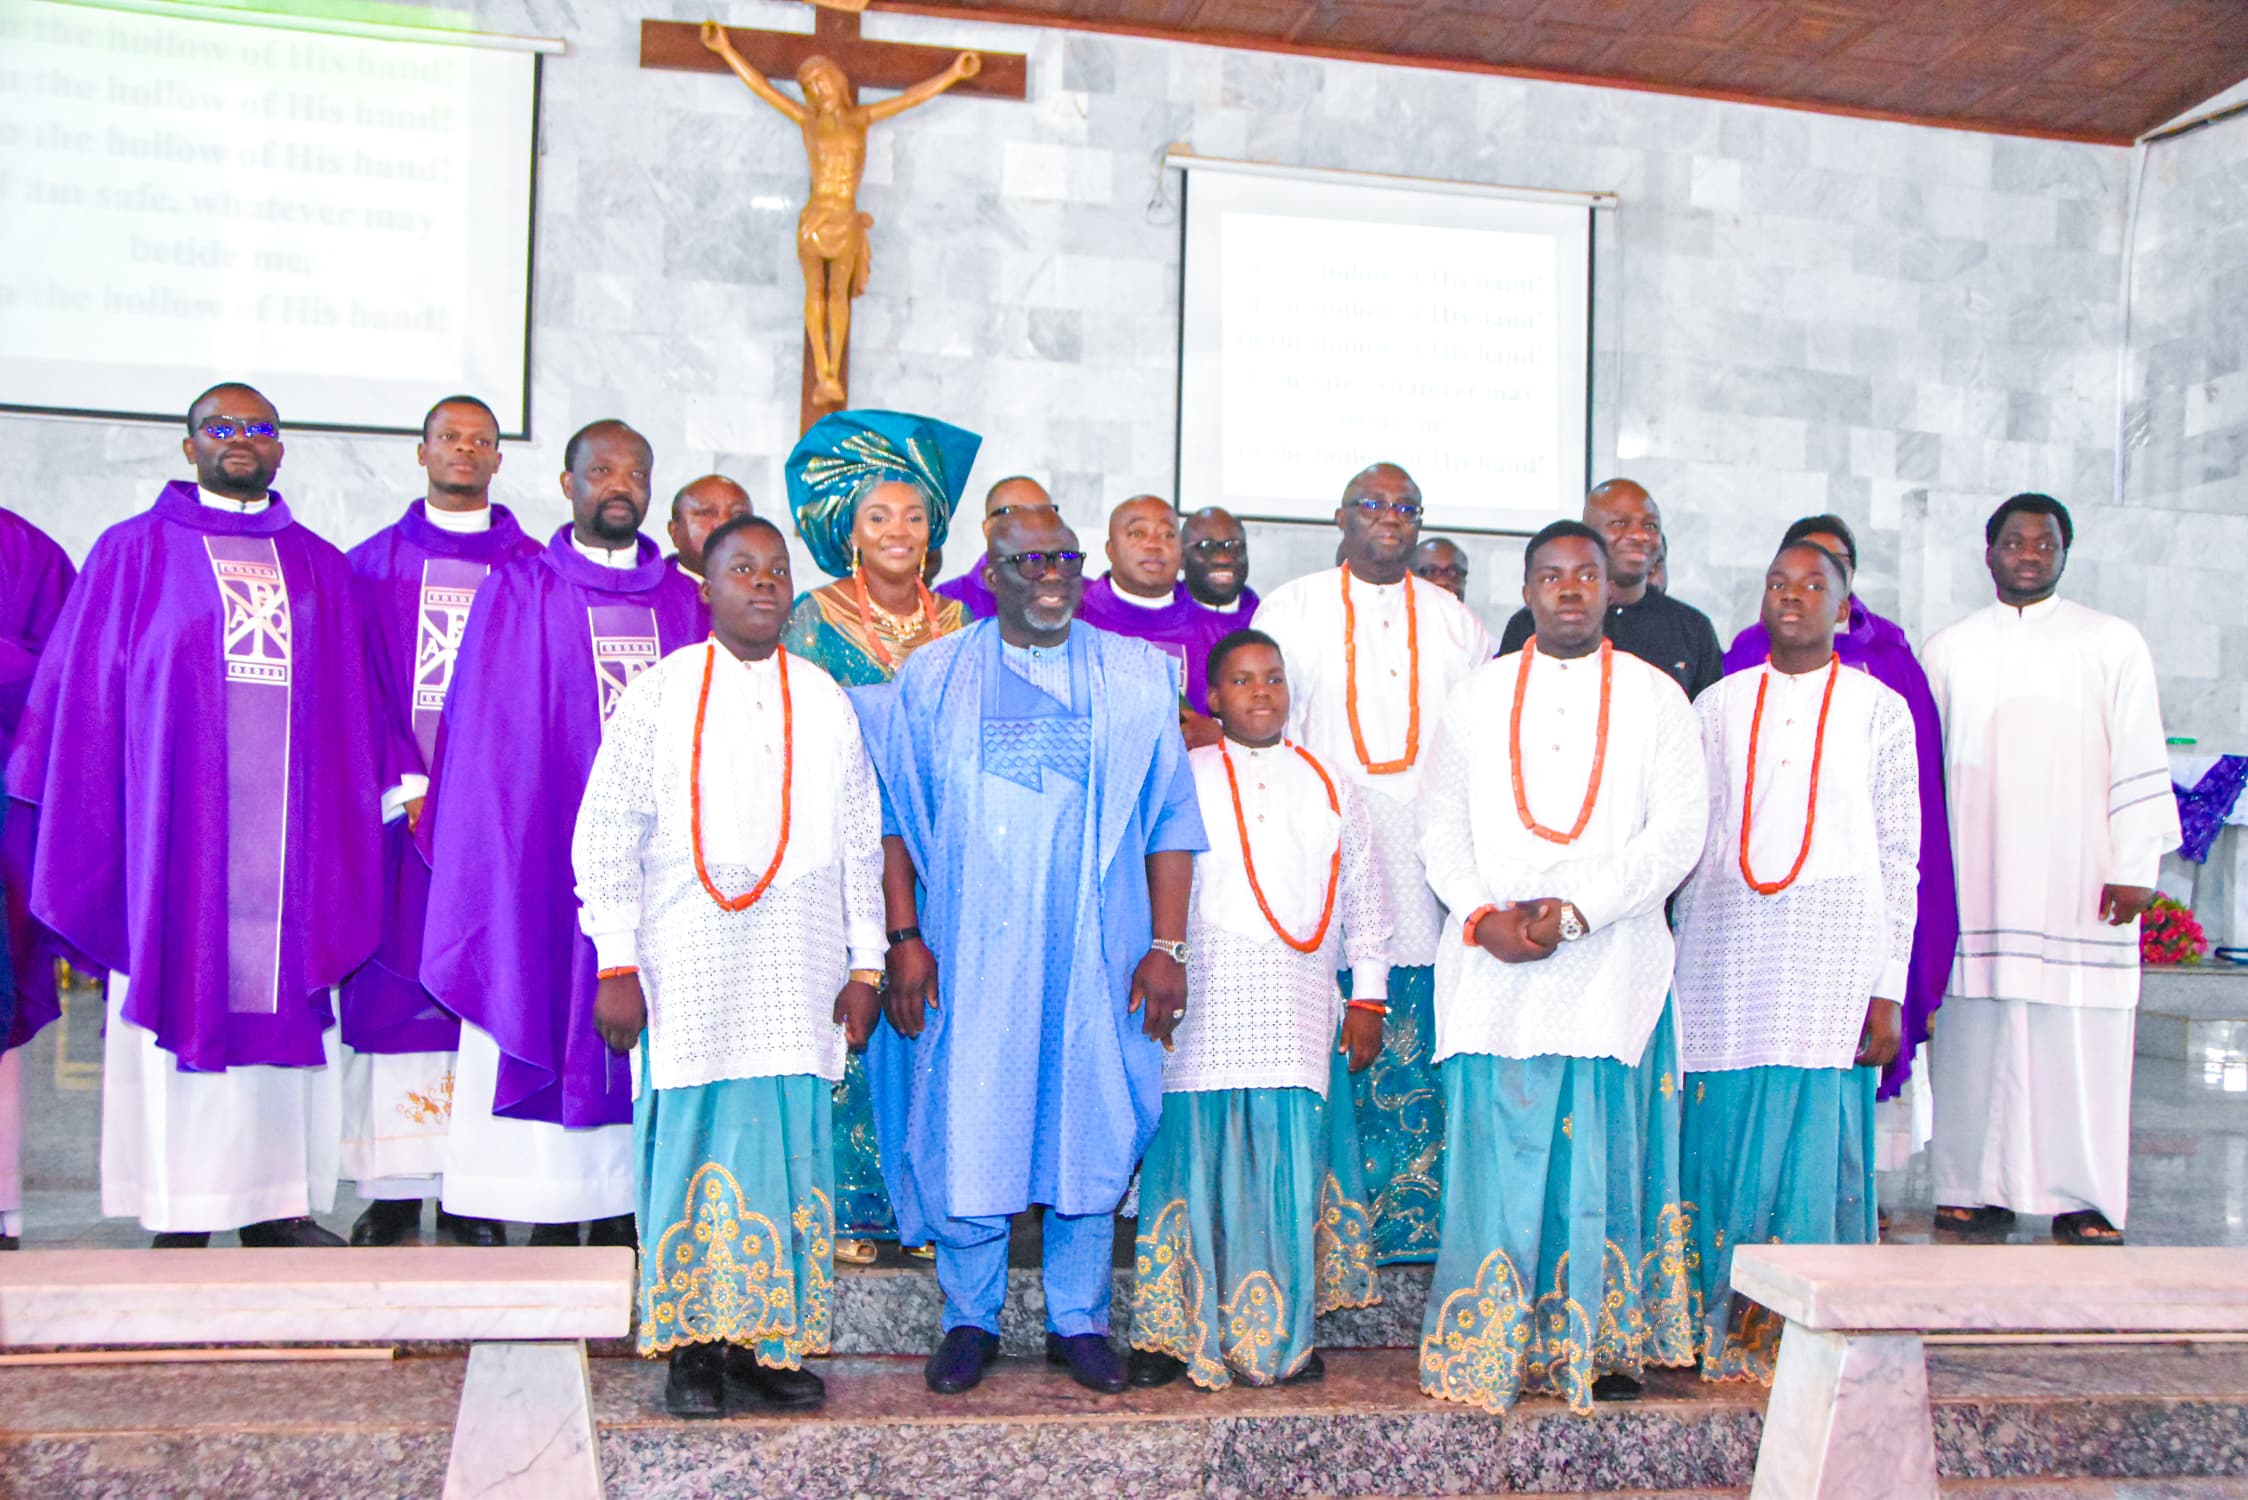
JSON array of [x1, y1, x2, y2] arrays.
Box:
[[1150, 938, 1189, 964], [1556, 903, 1587, 943]]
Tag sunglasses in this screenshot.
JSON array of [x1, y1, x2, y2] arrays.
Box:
[[1189, 538, 1246, 558], [999, 550, 1086, 579], [200, 420, 279, 440]]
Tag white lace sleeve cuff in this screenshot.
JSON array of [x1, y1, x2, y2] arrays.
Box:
[[588, 927, 638, 972], [1348, 961, 1389, 1003], [381, 774, 430, 825], [1873, 955, 1908, 1004]]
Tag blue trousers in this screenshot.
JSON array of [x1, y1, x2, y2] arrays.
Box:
[[934, 1207, 1116, 1337]]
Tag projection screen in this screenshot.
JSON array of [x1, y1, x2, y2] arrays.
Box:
[[0, 0, 548, 434]]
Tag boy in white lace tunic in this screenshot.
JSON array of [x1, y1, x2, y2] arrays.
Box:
[[1672, 539, 1918, 1382], [1125, 629, 1391, 1391], [571, 517, 886, 1418]]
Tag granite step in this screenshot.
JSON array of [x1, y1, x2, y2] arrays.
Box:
[[2135, 968, 2248, 1062], [4, 1343, 2244, 1498]]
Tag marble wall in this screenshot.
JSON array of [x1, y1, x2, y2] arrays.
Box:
[[8, 0, 2238, 733]]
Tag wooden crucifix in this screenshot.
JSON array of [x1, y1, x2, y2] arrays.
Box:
[[641, 5, 1026, 433]]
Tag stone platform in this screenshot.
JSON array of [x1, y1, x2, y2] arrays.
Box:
[[4, 1343, 2247, 1498], [2136, 967, 2248, 1064]]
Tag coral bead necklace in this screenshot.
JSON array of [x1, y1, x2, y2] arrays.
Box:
[[1340, 563, 1419, 775], [851, 567, 939, 672], [690, 639, 793, 911], [1508, 638, 1613, 844], [1220, 738, 1341, 953], [1738, 657, 1839, 896]]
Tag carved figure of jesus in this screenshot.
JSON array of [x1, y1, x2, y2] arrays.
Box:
[[699, 20, 982, 407]]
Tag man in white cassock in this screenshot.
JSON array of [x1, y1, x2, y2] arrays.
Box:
[[1923, 493, 2179, 1246], [573, 515, 885, 1417], [1254, 462, 1493, 1265]]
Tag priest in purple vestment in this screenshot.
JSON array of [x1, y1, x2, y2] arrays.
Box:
[[5, 382, 382, 1247], [1076, 496, 1234, 737], [934, 474, 1055, 621], [1181, 505, 1259, 622], [0, 507, 75, 1248], [663, 473, 752, 593], [418, 418, 704, 1246], [340, 395, 540, 1250], [1721, 515, 1959, 1152]]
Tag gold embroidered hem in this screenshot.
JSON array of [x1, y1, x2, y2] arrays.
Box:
[[1698, 1297, 1784, 1386], [1128, 1197, 1230, 1389], [638, 1162, 835, 1367], [1313, 1171, 1379, 1313]]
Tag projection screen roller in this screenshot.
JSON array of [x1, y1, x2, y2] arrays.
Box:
[[0, 0, 543, 433], [1175, 158, 1596, 532]]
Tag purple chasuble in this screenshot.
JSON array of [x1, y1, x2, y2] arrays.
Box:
[[1075, 577, 1235, 715], [418, 528, 704, 1127], [662, 555, 714, 637], [934, 566, 995, 622], [1725, 599, 1960, 1099], [0, 509, 77, 1048], [3, 481, 383, 1070], [340, 501, 540, 1055]]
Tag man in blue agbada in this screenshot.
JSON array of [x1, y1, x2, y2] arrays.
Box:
[[870, 500, 1207, 1397]]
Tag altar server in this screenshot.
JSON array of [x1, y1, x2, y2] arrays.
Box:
[[6, 382, 382, 1247], [1415, 522, 1704, 1413], [1254, 462, 1494, 1263], [419, 419, 704, 1246], [575, 515, 883, 1417], [1674, 540, 1918, 1380], [1126, 629, 1388, 1392], [339, 396, 539, 1247], [1923, 494, 2178, 1246]]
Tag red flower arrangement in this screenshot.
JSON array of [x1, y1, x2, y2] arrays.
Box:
[[2140, 894, 2207, 966]]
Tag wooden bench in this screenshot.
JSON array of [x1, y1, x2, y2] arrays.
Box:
[[0, 1246, 634, 1499], [1730, 1244, 2248, 1500]]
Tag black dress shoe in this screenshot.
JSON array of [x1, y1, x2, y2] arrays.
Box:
[[925, 1326, 1000, 1394], [1282, 1350, 1325, 1385], [0, 1233, 18, 1252], [1046, 1332, 1127, 1394], [151, 1231, 210, 1249], [586, 1213, 636, 1248], [239, 1217, 347, 1248], [1126, 1349, 1184, 1388], [723, 1346, 826, 1409], [526, 1222, 582, 1247], [664, 1345, 726, 1419], [1592, 1373, 1643, 1403], [349, 1199, 422, 1247], [436, 1210, 508, 1247]]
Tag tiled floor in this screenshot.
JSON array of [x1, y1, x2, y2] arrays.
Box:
[[9, 977, 2248, 1251]]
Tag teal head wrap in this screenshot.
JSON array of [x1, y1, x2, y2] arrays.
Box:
[[783, 409, 982, 580]]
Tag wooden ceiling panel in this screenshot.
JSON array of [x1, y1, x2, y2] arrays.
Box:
[[873, 0, 2248, 141]]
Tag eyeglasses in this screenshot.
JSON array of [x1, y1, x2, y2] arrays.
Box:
[[1000, 550, 1086, 579], [1189, 538, 1246, 558], [1350, 497, 1421, 520], [199, 419, 279, 440]]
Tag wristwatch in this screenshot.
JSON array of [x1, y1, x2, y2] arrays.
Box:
[[1556, 902, 1587, 943], [886, 926, 922, 948], [1150, 938, 1189, 964]]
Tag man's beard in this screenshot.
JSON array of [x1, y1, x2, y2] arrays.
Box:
[[585, 498, 641, 545], [204, 459, 276, 498]]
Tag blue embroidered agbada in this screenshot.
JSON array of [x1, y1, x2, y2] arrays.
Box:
[[868, 621, 1206, 1236]]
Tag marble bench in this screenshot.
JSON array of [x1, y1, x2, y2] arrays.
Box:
[[0, 1245, 634, 1500], [1729, 1244, 2248, 1500]]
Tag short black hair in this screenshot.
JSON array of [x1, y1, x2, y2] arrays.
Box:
[[1781, 513, 1858, 570], [1775, 539, 1851, 589], [422, 395, 499, 440], [701, 513, 785, 571], [1206, 627, 1282, 690], [1522, 519, 1608, 580], [1985, 492, 2073, 549], [185, 380, 266, 434], [563, 418, 648, 473]]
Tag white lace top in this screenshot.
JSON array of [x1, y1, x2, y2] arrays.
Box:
[[1672, 661, 1920, 1073], [1163, 739, 1393, 1097], [572, 642, 886, 1089]]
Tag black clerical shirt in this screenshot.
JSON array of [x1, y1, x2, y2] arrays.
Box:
[[1498, 588, 1724, 700]]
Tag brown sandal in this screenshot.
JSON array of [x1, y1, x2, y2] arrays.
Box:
[[2051, 1210, 2125, 1246], [1933, 1205, 2016, 1237]]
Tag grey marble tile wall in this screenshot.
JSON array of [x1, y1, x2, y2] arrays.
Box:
[[8, 0, 2233, 737]]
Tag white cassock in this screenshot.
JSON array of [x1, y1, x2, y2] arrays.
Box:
[[1254, 567, 1493, 971], [103, 975, 342, 1233], [1164, 739, 1392, 1097], [0, 1047, 20, 1237], [1921, 596, 2180, 1227], [1418, 646, 1706, 1066], [570, 641, 886, 1093]]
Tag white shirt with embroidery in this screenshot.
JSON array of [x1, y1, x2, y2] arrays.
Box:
[[1419, 646, 1707, 1066], [1673, 660, 1920, 1073], [1255, 566, 1494, 967], [1165, 738, 1392, 1097], [572, 641, 885, 1090]]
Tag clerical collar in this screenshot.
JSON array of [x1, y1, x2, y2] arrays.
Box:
[[1110, 580, 1173, 611], [572, 532, 639, 569], [424, 503, 492, 535], [674, 559, 705, 584], [1203, 595, 1244, 614], [198, 485, 271, 515]]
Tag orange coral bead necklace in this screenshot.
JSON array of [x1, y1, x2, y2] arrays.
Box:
[[689, 639, 793, 912], [1340, 563, 1419, 775], [1508, 637, 1613, 844], [851, 566, 940, 673], [1738, 656, 1839, 896], [1220, 738, 1341, 953]]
